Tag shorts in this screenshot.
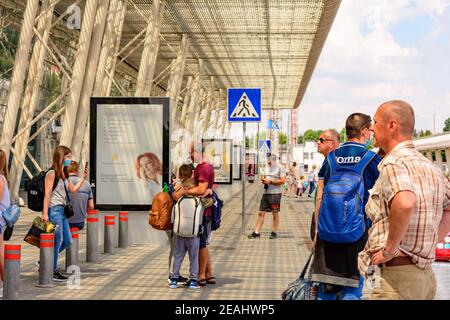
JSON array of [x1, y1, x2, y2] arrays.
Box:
[[259, 193, 282, 213], [199, 215, 212, 249]]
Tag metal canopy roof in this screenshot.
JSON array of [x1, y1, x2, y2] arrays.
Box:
[[54, 0, 341, 110]]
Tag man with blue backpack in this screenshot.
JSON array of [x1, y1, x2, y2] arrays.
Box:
[[311, 113, 381, 300]]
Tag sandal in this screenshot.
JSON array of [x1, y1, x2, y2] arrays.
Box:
[[197, 279, 206, 286], [206, 276, 216, 284]]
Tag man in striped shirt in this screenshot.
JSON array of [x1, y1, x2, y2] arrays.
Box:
[[358, 100, 450, 300]]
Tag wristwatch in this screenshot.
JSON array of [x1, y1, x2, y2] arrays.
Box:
[[382, 247, 399, 259]]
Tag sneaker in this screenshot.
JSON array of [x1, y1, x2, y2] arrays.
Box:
[[247, 231, 260, 239], [0, 286, 3, 298], [35, 261, 40, 271], [189, 279, 200, 289], [169, 278, 178, 289], [53, 271, 68, 282], [167, 274, 188, 284], [269, 232, 277, 239]]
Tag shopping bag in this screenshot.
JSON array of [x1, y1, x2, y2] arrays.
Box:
[[281, 253, 319, 300], [23, 216, 55, 248]]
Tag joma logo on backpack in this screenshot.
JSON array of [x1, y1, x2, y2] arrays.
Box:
[[335, 156, 361, 164], [30, 190, 38, 195]]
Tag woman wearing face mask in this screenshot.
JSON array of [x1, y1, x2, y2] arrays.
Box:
[[42, 145, 89, 281]]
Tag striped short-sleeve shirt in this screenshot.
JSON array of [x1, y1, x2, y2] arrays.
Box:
[[358, 140, 450, 276]]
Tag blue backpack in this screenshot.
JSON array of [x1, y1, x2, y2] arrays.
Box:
[[211, 191, 224, 231], [318, 150, 376, 243]]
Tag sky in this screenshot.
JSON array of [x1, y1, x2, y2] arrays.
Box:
[[298, 0, 450, 135], [229, 0, 450, 142]]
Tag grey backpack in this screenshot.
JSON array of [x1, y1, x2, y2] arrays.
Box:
[[171, 196, 204, 237]]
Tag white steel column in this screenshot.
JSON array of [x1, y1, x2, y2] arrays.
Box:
[[167, 34, 190, 122], [60, 0, 99, 147], [9, 0, 54, 196], [0, 0, 40, 156], [71, 0, 110, 161], [185, 60, 203, 132], [220, 109, 227, 137], [192, 88, 205, 140], [225, 122, 232, 138], [105, 0, 127, 95], [135, 0, 165, 96], [202, 76, 215, 134], [94, 0, 119, 95], [211, 90, 222, 137], [179, 75, 193, 125]]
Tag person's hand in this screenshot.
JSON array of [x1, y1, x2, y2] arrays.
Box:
[[202, 188, 213, 197], [370, 249, 396, 265], [174, 184, 183, 192], [83, 166, 89, 179], [262, 178, 270, 185], [42, 213, 49, 222]]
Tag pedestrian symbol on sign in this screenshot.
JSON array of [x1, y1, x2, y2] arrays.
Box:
[[230, 92, 258, 118]]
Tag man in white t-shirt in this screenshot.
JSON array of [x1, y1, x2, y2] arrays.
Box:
[[248, 154, 286, 239]]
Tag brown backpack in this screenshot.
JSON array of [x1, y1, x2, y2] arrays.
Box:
[[149, 192, 175, 230]]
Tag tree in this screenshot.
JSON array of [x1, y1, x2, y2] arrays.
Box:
[[424, 130, 432, 137], [339, 128, 346, 142], [297, 135, 304, 144], [303, 129, 317, 142], [444, 118, 450, 132], [279, 132, 287, 145]]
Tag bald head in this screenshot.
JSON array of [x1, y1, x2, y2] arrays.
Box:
[[379, 100, 415, 137], [323, 129, 340, 143]]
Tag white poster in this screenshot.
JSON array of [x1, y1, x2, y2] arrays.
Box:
[[96, 104, 164, 205]]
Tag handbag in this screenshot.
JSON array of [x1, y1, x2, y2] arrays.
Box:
[[24, 216, 55, 247], [2, 203, 21, 228], [200, 197, 214, 208], [281, 253, 319, 300], [63, 181, 74, 218]]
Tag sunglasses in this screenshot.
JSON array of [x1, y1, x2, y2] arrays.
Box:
[[318, 137, 334, 143]]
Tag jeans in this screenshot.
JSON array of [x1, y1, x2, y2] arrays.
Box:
[[318, 276, 364, 300], [69, 221, 85, 231], [171, 235, 200, 281], [308, 181, 316, 195], [48, 205, 72, 272]]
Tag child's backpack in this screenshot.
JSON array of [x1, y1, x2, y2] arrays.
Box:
[[318, 150, 376, 243], [211, 191, 224, 231], [27, 168, 57, 212], [149, 191, 175, 230], [171, 196, 204, 237]]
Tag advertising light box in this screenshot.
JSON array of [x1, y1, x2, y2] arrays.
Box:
[[90, 97, 170, 211]]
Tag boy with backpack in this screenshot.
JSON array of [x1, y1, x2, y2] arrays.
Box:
[[311, 113, 381, 300], [170, 165, 212, 289]]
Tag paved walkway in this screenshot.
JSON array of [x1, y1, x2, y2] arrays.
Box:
[[7, 183, 450, 300]]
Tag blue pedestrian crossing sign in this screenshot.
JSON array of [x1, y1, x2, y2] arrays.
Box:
[[227, 88, 261, 122], [259, 140, 271, 154]]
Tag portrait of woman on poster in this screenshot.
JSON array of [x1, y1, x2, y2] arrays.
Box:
[[136, 152, 163, 202]]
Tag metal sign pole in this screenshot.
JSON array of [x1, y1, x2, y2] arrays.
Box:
[[242, 121, 246, 235]]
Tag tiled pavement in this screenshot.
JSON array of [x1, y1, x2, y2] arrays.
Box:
[[6, 183, 450, 300]]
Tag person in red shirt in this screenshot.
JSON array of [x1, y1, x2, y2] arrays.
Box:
[[173, 142, 216, 286]]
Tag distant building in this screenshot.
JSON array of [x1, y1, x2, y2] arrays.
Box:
[[292, 141, 325, 176], [413, 133, 450, 177]]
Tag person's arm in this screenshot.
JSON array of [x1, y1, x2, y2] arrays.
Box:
[[371, 191, 416, 265], [88, 198, 94, 211], [312, 179, 324, 248], [0, 177, 5, 205], [264, 176, 286, 186], [42, 171, 55, 221], [67, 168, 89, 193], [185, 181, 209, 196], [438, 206, 450, 243]]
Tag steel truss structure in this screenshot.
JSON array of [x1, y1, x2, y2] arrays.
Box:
[[0, 0, 340, 198]]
